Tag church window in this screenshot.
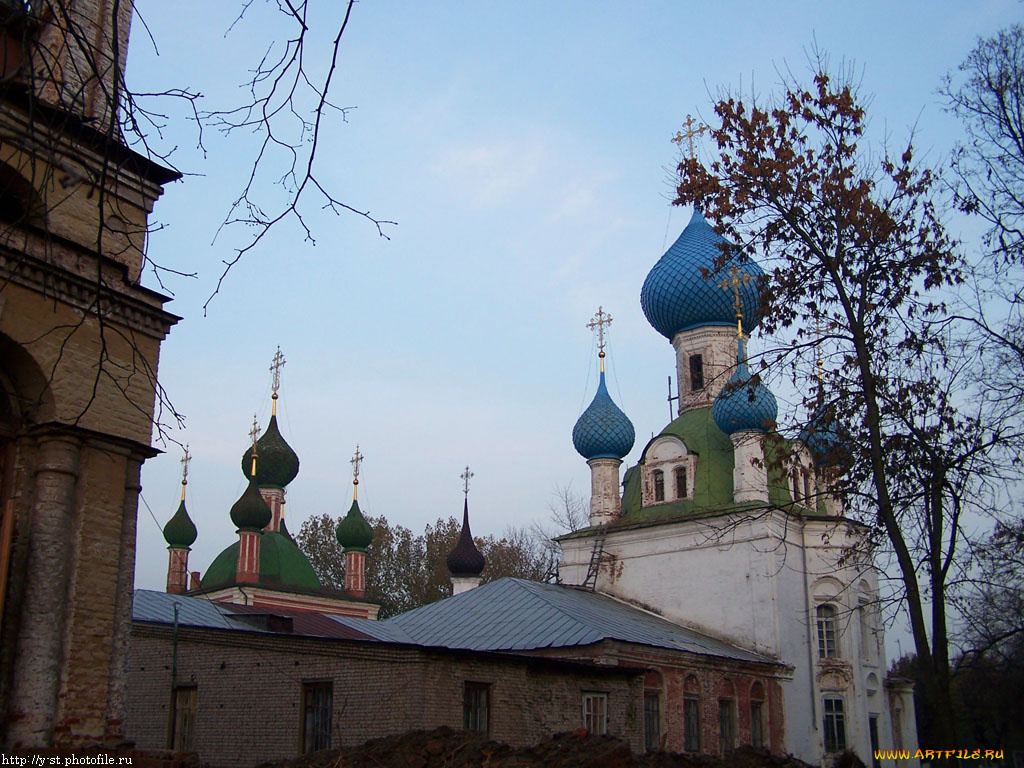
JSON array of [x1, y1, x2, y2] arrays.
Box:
[[170, 686, 196, 752], [816, 604, 839, 658], [684, 675, 701, 753], [858, 599, 876, 663], [302, 681, 333, 753], [869, 714, 881, 768], [689, 354, 704, 391], [750, 682, 766, 749], [582, 692, 607, 735], [653, 469, 665, 502], [643, 692, 661, 751], [463, 682, 489, 734], [674, 466, 688, 499], [718, 698, 736, 754], [822, 697, 846, 753], [791, 470, 802, 503]]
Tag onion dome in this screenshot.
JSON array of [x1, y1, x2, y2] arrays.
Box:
[[446, 499, 485, 577], [572, 371, 635, 460], [336, 498, 374, 552], [641, 208, 764, 340], [240, 415, 299, 488], [230, 479, 272, 531], [712, 338, 778, 434], [799, 403, 842, 467], [163, 499, 197, 548]]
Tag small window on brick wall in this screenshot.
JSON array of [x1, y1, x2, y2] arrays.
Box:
[[683, 675, 701, 753], [582, 692, 608, 735], [750, 682, 766, 750], [170, 686, 196, 752], [689, 354, 704, 391], [302, 681, 333, 753], [463, 682, 490, 734]]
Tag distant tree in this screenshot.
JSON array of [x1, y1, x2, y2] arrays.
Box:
[[674, 64, 1024, 758], [528, 485, 588, 579], [296, 513, 547, 619]]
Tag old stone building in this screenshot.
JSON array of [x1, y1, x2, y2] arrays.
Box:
[[0, 0, 178, 749]]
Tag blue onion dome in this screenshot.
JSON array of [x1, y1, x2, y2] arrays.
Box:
[[572, 371, 635, 460], [240, 415, 299, 488], [230, 478, 272, 531], [446, 499, 485, 577], [641, 208, 764, 340], [799, 402, 842, 467], [163, 499, 197, 548], [336, 498, 374, 551], [712, 338, 778, 434]]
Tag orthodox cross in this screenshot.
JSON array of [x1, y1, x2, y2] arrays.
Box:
[[718, 265, 753, 338], [269, 346, 286, 413], [673, 114, 708, 160], [180, 445, 190, 500], [461, 465, 474, 497], [248, 415, 260, 477], [586, 306, 612, 367], [350, 445, 363, 498]]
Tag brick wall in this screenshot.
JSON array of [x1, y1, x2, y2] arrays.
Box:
[[127, 624, 643, 768]]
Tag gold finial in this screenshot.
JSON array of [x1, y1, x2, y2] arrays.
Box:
[[586, 306, 613, 372], [461, 465, 474, 497], [269, 346, 286, 415], [350, 445, 363, 500], [718, 265, 753, 338], [673, 114, 708, 161], [249, 415, 260, 477], [180, 445, 190, 501]]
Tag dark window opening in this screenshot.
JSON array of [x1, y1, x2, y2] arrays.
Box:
[[823, 697, 846, 753], [302, 681, 332, 753], [674, 466, 688, 499], [684, 695, 701, 753], [718, 698, 736, 754], [653, 469, 664, 502], [463, 682, 489, 734], [644, 692, 660, 751], [689, 355, 704, 391]]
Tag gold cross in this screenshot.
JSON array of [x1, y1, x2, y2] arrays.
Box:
[[269, 346, 286, 414], [673, 114, 708, 160], [586, 306, 613, 359], [180, 444, 190, 500], [461, 465, 474, 497], [718, 265, 753, 338], [351, 445, 363, 485]]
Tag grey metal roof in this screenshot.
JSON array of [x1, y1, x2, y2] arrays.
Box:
[[385, 578, 774, 663], [132, 589, 238, 630]]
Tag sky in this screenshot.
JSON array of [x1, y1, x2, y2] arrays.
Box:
[[125, 0, 1020, 626]]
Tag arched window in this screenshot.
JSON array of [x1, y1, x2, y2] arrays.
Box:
[[749, 684, 765, 749], [791, 470, 802, 503], [674, 466, 688, 499], [816, 604, 839, 658], [653, 469, 664, 502], [684, 674, 701, 753]]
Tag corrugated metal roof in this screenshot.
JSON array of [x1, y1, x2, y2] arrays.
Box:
[[386, 578, 773, 663]]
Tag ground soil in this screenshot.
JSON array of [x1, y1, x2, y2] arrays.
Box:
[[258, 727, 835, 768]]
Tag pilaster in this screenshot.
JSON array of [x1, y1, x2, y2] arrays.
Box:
[[731, 431, 768, 503]]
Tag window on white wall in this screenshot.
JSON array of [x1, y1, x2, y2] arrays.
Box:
[[674, 466, 688, 499], [823, 697, 846, 753], [642, 436, 697, 506], [653, 469, 665, 502], [816, 604, 839, 658]]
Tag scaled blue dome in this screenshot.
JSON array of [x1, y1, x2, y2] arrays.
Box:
[[712, 339, 778, 434], [799, 402, 843, 467], [641, 208, 764, 340], [572, 371, 635, 460]]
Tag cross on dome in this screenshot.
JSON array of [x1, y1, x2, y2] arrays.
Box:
[[180, 445, 190, 500], [718, 265, 753, 338], [350, 445, 363, 498], [587, 306, 613, 369], [461, 465, 474, 497], [673, 114, 708, 161], [269, 346, 286, 413]]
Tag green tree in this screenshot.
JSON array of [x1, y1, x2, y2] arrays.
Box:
[[674, 66, 1019, 759], [296, 513, 547, 619]]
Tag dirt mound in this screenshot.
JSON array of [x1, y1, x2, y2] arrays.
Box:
[[260, 727, 820, 768]]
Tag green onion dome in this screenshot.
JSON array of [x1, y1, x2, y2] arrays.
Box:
[[240, 415, 300, 488], [230, 479, 272, 531], [446, 499, 486, 577], [336, 498, 374, 552], [162, 499, 198, 548], [712, 338, 778, 434]]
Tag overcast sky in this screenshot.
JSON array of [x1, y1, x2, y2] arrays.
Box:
[[126, 0, 1018, 626]]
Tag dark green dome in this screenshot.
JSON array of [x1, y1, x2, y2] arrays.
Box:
[[230, 479, 272, 531], [163, 499, 197, 548], [200, 531, 323, 590], [336, 498, 374, 551], [241, 415, 300, 488]]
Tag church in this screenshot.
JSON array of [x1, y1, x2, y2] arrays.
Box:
[[127, 207, 918, 767]]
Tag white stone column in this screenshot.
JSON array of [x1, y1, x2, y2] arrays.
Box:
[[451, 575, 482, 595], [8, 433, 80, 748], [731, 431, 768, 503], [588, 457, 622, 525]]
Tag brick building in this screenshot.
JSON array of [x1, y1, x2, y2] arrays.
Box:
[[0, 0, 178, 750]]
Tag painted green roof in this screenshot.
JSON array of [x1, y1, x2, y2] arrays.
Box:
[[200, 530, 323, 591], [621, 406, 818, 521]]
